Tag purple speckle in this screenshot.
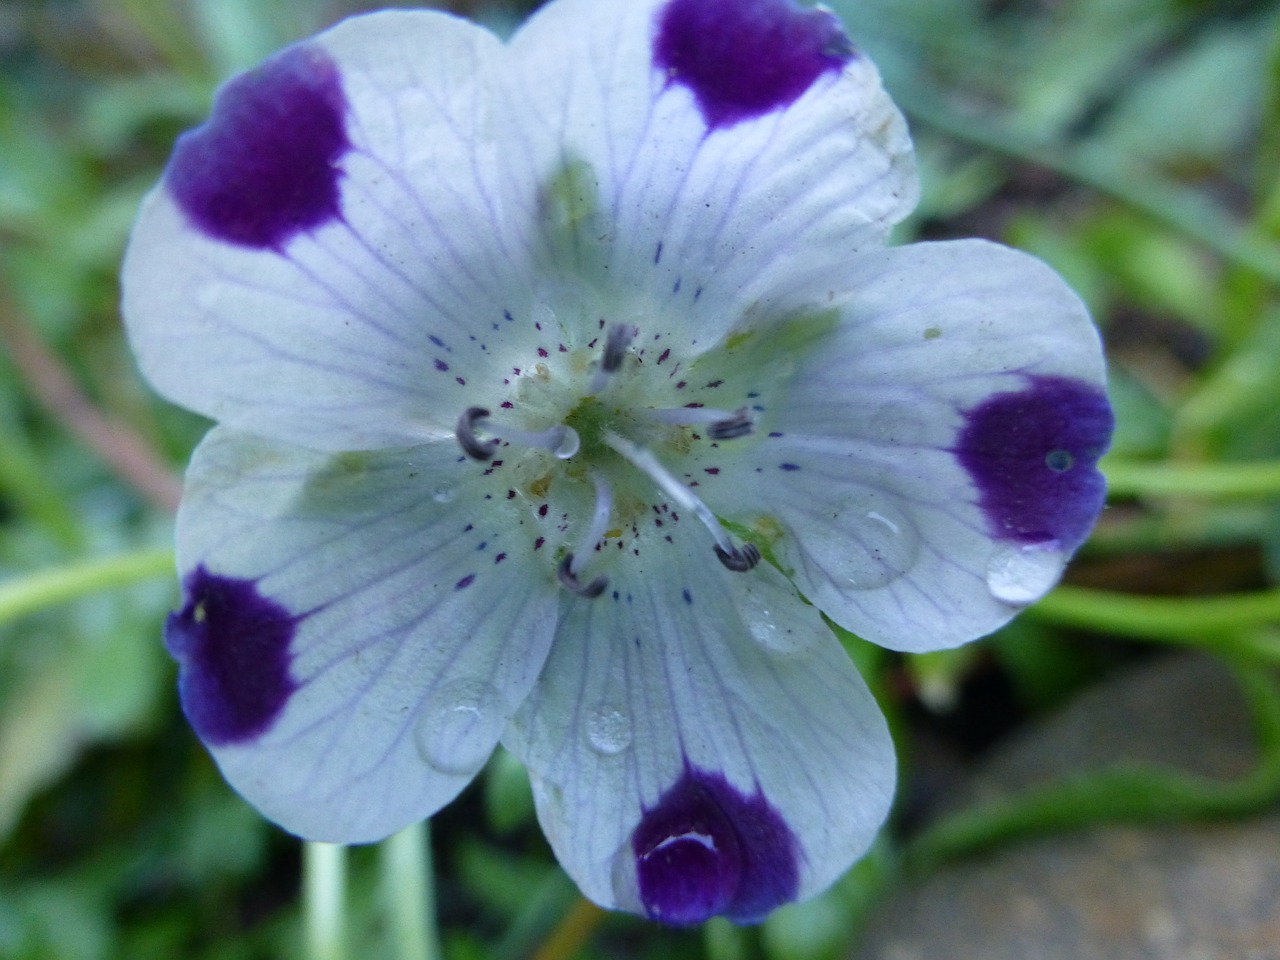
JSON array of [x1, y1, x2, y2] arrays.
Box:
[[164, 566, 298, 747], [779, 463, 801, 472], [167, 44, 348, 249], [956, 375, 1113, 551], [633, 765, 798, 925], [455, 574, 476, 590], [654, 0, 853, 130], [682, 589, 693, 605]]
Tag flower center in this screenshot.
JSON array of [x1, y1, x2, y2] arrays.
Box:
[[454, 324, 760, 597]]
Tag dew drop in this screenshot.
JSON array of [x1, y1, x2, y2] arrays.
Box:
[[586, 704, 632, 755], [985, 542, 1065, 605], [745, 606, 813, 656], [837, 501, 921, 590], [432, 486, 456, 504], [414, 679, 504, 776], [1045, 449, 1074, 472]]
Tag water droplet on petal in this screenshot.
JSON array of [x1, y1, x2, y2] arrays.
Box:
[[841, 502, 921, 590], [745, 606, 813, 656], [985, 542, 1065, 605], [414, 679, 504, 776], [432, 486, 456, 504], [586, 704, 631, 755]]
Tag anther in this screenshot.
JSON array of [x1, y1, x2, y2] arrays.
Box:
[[589, 323, 638, 395], [707, 408, 754, 440], [602, 324, 637, 373], [643, 405, 754, 439], [714, 542, 762, 572], [456, 407, 498, 461], [558, 554, 608, 598]]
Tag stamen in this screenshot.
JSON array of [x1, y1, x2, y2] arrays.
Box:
[[456, 408, 580, 460], [714, 542, 762, 572], [456, 407, 498, 461], [558, 554, 608, 599], [603, 430, 760, 573], [571, 471, 615, 576], [588, 323, 637, 395], [644, 406, 754, 440], [555, 473, 613, 599], [603, 324, 636, 373]]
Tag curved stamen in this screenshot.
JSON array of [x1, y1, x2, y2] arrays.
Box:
[[714, 542, 762, 572], [707, 408, 754, 440], [643, 405, 755, 440], [571, 471, 615, 576], [603, 430, 760, 573], [558, 553, 608, 598], [456, 408, 580, 460], [456, 406, 498, 461], [588, 323, 638, 395]]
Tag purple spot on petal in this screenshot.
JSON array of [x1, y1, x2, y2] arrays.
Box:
[[779, 463, 800, 472], [167, 44, 348, 249], [956, 375, 1113, 551], [164, 566, 298, 747], [654, 0, 853, 130], [633, 766, 798, 926], [456, 574, 476, 590]]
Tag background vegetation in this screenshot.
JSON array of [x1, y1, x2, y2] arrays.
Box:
[[2, 0, 1279, 957]]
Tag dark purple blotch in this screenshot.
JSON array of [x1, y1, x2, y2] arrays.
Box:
[[654, 0, 853, 130], [167, 44, 349, 249], [164, 565, 299, 747], [956, 375, 1114, 551], [632, 765, 798, 925]]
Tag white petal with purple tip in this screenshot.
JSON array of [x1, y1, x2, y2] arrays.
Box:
[[123, 11, 545, 451], [171, 427, 560, 842], [502, 0, 918, 355], [503, 523, 894, 922], [695, 239, 1111, 651]]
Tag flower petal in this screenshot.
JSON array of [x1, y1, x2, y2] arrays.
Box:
[[123, 11, 542, 450], [169, 427, 559, 842], [504, 526, 894, 924], [693, 239, 1112, 651], [503, 0, 918, 353]]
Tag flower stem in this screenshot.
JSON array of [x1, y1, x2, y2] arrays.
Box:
[[0, 547, 175, 627], [903, 660, 1280, 876], [380, 820, 441, 960], [1103, 458, 1280, 499], [530, 897, 607, 960], [304, 842, 347, 960], [1027, 585, 1280, 652]]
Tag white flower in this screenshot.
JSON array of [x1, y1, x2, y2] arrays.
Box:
[[121, 0, 1112, 925]]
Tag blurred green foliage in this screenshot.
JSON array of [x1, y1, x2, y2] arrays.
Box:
[[2, 0, 1279, 958]]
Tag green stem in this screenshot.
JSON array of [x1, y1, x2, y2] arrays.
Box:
[[380, 820, 441, 960], [304, 842, 347, 960], [0, 547, 175, 626], [1104, 458, 1280, 499], [903, 660, 1280, 875], [1028, 585, 1280, 649]]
